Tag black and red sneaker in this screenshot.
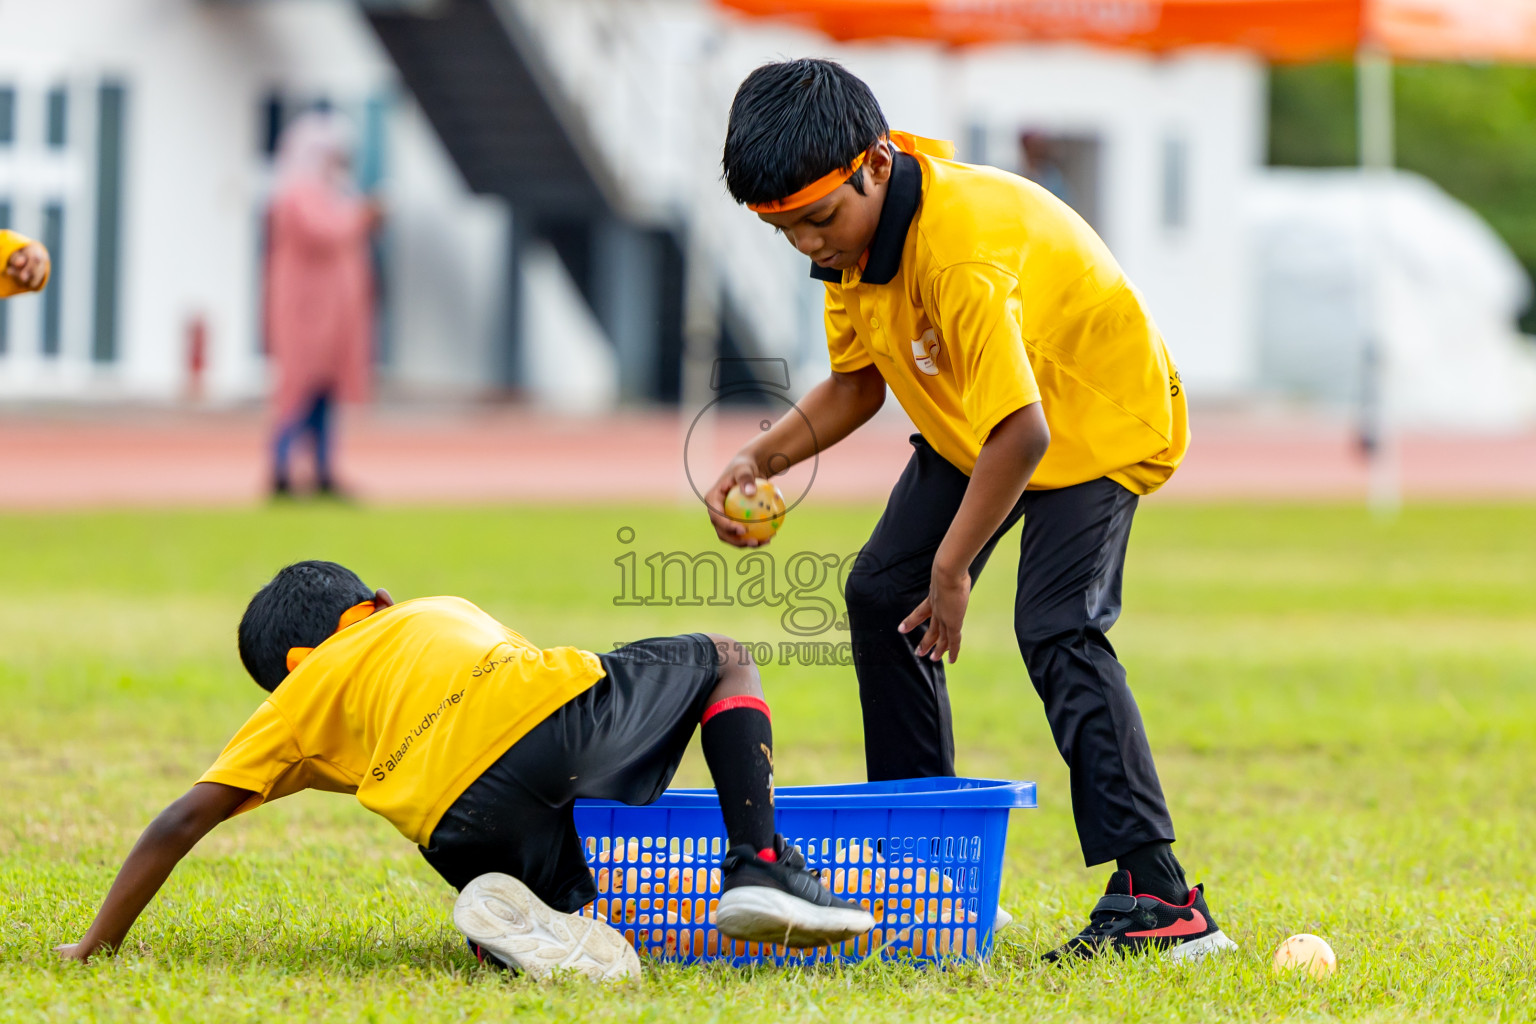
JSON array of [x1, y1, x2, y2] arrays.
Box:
[[715, 834, 875, 948], [1043, 870, 1237, 963]]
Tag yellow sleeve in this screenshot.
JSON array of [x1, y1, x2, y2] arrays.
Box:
[[197, 701, 305, 818], [0, 230, 48, 299], [929, 263, 1043, 445], [825, 284, 873, 373], [0, 231, 27, 265]]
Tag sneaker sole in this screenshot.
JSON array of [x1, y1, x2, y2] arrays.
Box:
[[453, 873, 641, 982], [1165, 930, 1239, 963], [715, 886, 876, 948]]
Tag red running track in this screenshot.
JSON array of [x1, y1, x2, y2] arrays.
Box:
[[1, 405, 1533, 509]]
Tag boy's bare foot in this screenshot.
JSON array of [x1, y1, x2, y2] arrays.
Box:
[[454, 873, 640, 982]]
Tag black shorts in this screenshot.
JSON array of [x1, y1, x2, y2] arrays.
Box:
[[418, 633, 721, 913]]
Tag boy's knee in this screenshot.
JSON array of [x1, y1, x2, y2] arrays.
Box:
[[702, 633, 764, 702], [843, 571, 871, 612], [1016, 617, 1116, 678], [703, 633, 752, 667], [1015, 619, 1073, 664], [844, 569, 900, 616]]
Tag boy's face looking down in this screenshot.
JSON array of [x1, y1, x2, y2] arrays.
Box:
[[758, 141, 893, 272]]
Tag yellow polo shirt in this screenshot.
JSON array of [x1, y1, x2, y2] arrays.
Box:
[[199, 596, 605, 846], [0, 230, 49, 298], [824, 141, 1188, 494]]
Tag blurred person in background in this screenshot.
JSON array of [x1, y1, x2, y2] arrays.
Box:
[[0, 230, 51, 297], [264, 111, 382, 499]]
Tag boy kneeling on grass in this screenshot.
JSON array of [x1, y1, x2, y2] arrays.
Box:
[[56, 561, 874, 979]]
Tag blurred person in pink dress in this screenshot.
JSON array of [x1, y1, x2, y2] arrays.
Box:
[[264, 111, 382, 498]]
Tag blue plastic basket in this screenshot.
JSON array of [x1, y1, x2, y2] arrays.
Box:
[[571, 777, 1035, 965]]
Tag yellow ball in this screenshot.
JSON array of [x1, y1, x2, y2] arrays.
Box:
[[1273, 934, 1337, 979], [723, 478, 786, 543]]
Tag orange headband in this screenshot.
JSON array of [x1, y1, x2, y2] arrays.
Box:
[[286, 600, 377, 673], [748, 149, 868, 214], [746, 132, 950, 215]]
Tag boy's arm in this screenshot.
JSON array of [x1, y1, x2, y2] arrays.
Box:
[[899, 403, 1049, 663], [56, 781, 253, 962], [708, 364, 886, 547], [897, 263, 1051, 663]]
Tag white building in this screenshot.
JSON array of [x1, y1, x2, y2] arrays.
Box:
[[13, 0, 1453, 419], [521, 0, 1266, 399], [0, 0, 509, 404]]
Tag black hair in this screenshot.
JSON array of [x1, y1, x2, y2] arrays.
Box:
[[723, 58, 889, 207], [238, 560, 374, 692]]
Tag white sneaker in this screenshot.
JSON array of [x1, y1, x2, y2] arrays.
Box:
[[454, 873, 641, 982]]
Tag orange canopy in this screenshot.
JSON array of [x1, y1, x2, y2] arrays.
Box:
[[717, 0, 1536, 62]]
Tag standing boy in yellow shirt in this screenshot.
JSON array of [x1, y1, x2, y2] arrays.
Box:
[[709, 58, 1234, 962], [0, 229, 51, 297]]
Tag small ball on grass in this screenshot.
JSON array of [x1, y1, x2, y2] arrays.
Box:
[[1273, 933, 1337, 979]]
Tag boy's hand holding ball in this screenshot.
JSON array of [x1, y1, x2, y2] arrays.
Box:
[[708, 458, 786, 547]]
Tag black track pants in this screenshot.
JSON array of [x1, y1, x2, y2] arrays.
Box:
[[843, 434, 1175, 866]]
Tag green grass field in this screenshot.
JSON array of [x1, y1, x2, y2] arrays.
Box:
[[2, 502, 1534, 1021]]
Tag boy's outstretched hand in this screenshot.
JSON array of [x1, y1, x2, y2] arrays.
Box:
[[55, 782, 253, 963], [5, 242, 51, 291]]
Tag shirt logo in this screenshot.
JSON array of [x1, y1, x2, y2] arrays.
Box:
[[911, 328, 941, 376]]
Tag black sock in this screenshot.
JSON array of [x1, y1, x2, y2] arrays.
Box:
[[699, 696, 776, 857], [1117, 841, 1190, 904]]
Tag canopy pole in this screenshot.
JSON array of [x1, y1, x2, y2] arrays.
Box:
[[1356, 47, 1399, 517]]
